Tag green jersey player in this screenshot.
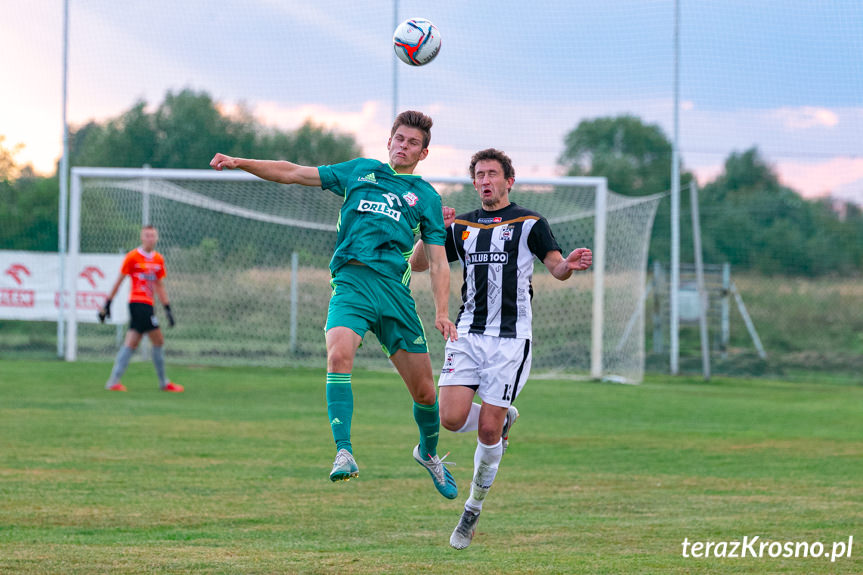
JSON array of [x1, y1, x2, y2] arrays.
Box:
[[210, 111, 459, 499]]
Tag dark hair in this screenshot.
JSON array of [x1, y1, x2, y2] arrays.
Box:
[[469, 148, 515, 181], [142, 224, 156, 231], [391, 110, 433, 148]]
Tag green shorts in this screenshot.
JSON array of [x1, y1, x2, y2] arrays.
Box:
[[326, 263, 428, 356]]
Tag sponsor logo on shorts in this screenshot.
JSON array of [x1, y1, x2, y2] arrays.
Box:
[[357, 199, 402, 221], [466, 251, 509, 265], [413, 335, 425, 345], [442, 352, 455, 373]]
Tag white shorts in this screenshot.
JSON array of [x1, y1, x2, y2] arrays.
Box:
[[437, 332, 532, 408]]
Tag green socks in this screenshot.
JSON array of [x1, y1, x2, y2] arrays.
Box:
[[413, 399, 440, 459], [327, 377, 439, 459], [326, 373, 353, 454]]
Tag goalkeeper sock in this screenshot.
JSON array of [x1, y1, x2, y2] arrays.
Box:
[[152, 346, 167, 388], [106, 345, 134, 388], [465, 438, 503, 512], [326, 373, 353, 454], [455, 402, 481, 433], [413, 399, 440, 458]]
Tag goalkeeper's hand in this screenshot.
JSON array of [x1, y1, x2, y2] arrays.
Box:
[[98, 299, 112, 323], [164, 304, 175, 328]]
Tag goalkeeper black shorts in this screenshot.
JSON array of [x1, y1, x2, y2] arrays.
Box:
[[129, 303, 160, 333]]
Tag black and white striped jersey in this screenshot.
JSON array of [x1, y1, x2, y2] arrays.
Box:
[[445, 202, 562, 340]]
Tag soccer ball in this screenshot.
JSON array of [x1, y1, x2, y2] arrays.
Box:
[[393, 18, 441, 66]]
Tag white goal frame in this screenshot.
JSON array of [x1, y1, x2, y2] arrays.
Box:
[[64, 167, 626, 380]]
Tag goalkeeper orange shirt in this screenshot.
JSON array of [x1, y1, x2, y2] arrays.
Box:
[[120, 248, 166, 305]]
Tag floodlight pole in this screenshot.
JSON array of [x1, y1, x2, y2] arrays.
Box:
[[392, 0, 399, 119], [670, 0, 681, 375], [57, 0, 70, 358], [690, 180, 710, 380]]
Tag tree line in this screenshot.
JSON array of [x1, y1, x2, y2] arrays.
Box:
[[2, 93, 861, 276], [559, 115, 863, 276]]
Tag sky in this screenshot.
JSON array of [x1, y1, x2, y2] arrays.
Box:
[[2, 0, 862, 203]]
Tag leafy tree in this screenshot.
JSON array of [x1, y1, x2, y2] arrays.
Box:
[[70, 101, 157, 168], [0, 135, 24, 181], [3, 89, 362, 252], [558, 115, 694, 262], [557, 116, 862, 276], [699, 148, 863, 276], [69, 88, 361, 169], [559, 115, 681, 197]]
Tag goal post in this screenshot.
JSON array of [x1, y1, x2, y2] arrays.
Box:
[[66, 167, 661, 382]]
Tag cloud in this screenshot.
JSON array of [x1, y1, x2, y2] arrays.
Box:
[[775, 156, 863, 199], [772, 106, 840, 130]]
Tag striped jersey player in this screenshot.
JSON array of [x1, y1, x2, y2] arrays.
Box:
[[411, 148, 592, 549], [447, 202, 561, 340]]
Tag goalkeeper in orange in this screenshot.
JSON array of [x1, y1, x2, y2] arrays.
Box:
[[98, 225, 183, 393]]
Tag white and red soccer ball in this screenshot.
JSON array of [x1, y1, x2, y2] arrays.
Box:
[[393, 18, 441, 66]]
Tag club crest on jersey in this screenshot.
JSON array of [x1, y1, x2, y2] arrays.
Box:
[[500, 226, 514, 241], [357, 199, 401, 221], [358, 173, 378, 184], [466, 251, 509, 265], [402, 192, 419, 206], [477, 217, 502, 224]]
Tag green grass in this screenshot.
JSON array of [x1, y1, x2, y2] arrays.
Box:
[[1, 361, 862, 574]]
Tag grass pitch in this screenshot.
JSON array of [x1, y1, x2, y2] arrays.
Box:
[[0, 360, 861, 574]]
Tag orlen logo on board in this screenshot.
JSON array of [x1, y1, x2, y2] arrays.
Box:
[[1, 263, 35, 307], [79, 266, 105, 288], [4, 263, 30, 285], [55, 265, 109, 310]]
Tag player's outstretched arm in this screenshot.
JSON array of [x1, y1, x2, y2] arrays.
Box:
[[209, 153, 322, 187], [544, 247, 593, 281], [426, 243, 458, 341]]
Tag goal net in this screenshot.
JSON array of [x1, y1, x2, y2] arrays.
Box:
[[66, 167, 661, 383]]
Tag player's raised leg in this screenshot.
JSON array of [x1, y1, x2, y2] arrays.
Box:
[[439, 385, 481, 433], [501, 405, 519, 454], [326, 326, 362, 481], [391, 349, 458, 499]]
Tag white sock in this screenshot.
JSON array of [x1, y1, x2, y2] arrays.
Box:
[[464, 438, 503, 511], [455, 402, 481, 433]]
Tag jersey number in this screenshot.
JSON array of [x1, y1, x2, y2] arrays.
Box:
[[501, 384, 512, 402]]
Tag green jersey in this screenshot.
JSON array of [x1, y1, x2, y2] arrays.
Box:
[[318, 158, 445, 285]]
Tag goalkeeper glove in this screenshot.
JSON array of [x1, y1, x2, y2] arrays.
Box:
[[164, 304, 175, 328], [98, 299, 112, 323]]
